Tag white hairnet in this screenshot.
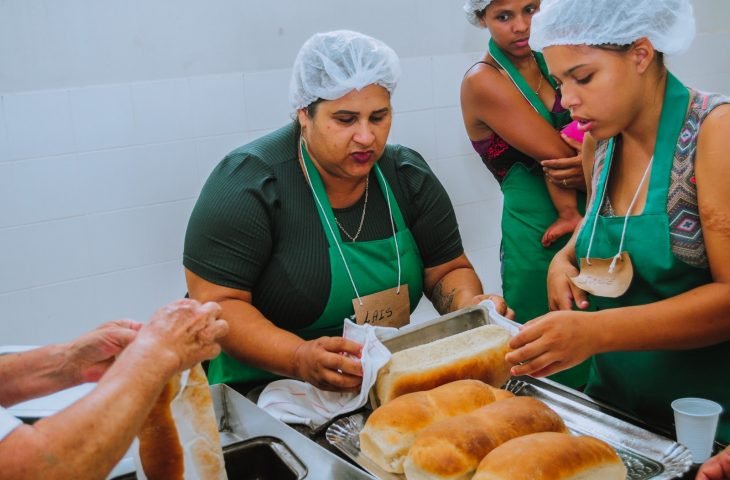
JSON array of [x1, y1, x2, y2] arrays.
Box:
[[463, 0, 494, 28], [530, 0, 696, 55], [289, 30, 401, 110]]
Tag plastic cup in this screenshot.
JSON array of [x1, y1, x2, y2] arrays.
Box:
[[671, 397, 723, 463]]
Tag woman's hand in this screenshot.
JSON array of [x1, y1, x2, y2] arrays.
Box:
[[506, 311, 599, 378], [696, 446, 730, 480], [541, 134, 585, 191], [547, 250, 589, 311], [468, 294, 516, 320], [293, 336, 364, 392]]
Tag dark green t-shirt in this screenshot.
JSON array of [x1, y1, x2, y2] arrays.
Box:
[[184, 123, 463, 331]]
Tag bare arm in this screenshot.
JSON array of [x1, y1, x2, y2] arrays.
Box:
[[0, 299, 228, 480], [185, 269, 363, 392], [424, 253, 513, 318], [507, 106, 730, 377], [0, 320, 141, 407], [461, 64, 574, 160]]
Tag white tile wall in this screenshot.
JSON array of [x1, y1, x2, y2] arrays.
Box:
[[0, 2, 728, 344], [392, 56, 434, 113], [390, 110, 437, 161], [4, 90, 76, 160], [131, 78, 194, 145], [243, 69, 292, 131], [188, 73, 247, 138], [85, 200, 194, 275], [70, 84, 135, 152], [2, 154, 85, 227], [76, 141, 199, 214]]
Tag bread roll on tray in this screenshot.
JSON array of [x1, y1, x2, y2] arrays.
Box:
[[375, 324, 511, 405], [403, 396, 567, 480], [360, 380, 498, 474], [473, 432, 627, 480]]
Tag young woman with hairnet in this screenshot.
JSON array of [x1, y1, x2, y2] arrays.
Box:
[[506, 0, 730, 444], [183, 30, 512, 394], [460, 0, 589, 388]]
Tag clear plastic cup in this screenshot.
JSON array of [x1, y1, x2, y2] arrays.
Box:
[[671, 397, 723, 463]]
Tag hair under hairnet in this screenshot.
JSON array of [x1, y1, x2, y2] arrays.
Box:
[[288, 30, 401, 111], [463, 0, 494, 28], [530, 0, 696, 55]]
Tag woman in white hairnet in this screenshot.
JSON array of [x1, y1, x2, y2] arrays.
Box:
[[506, 0, 730, 444], [460, 0, 589, 388], [183, 30, 511, 394]]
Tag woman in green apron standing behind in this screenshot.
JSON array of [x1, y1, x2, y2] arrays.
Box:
[[460, 0, 590, 388], [507, 0, 730, 444], [183, 30, 512, 395]]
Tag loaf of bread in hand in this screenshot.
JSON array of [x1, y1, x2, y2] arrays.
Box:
[[360, 380, 498, 474], [473, 432, 627, 480], [375, 324, 511, 405], [137, 364, 226, 480], [403, 396, 567, 480], [138, 373, 185, 480]]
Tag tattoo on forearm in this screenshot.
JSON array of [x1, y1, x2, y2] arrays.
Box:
[[432, 281, 456, 314]]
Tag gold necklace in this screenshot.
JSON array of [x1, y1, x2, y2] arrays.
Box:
[[334, 176, 369, 242]]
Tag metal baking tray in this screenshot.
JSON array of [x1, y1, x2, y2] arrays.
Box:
[[328, 376, 693, 480], [369, 303, 518, 408]]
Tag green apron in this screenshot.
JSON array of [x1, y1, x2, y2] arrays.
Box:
[[208, 143, 424, 387], [577, 73, 730, 443], [489, 40, 589, 388]]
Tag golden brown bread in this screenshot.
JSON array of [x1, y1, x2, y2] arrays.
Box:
[[360, 380, 498, 474], [486, 385, 514, 401], [177, 365, 226, 479], [473, 432, 627, 480], [137, 365, 226, 480], [138, 373, 184, 480], [375, 324, 512, 404], [403, 396, 567, 480]]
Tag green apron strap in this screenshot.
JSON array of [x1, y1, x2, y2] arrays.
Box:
[[488, 38, 569, 127]]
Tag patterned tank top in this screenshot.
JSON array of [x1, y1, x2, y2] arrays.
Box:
[[594, 88, 730, 268]]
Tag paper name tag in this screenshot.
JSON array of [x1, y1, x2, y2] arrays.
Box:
[[353, 285, 410, 328], [570, 252, 633, 298]]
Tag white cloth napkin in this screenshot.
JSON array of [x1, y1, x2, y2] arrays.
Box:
[[257, 320, 395, 429]]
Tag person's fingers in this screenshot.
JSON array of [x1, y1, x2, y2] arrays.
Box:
[[324, 337, 363, 357], [508, 321, 543, 350], [568, 280, 590, 310], [541, 157, 580, 169], [486, 295, 509, 316], [505, 307, 516, 320], [560, 133, 583, 151], [199, 301, 223, 319], [508, 350, 555, 377]]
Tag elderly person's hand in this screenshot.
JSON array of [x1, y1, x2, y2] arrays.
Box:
[[697, 446, 730, 480], [134, 299, 229, 373], [541, 134, 585, 191], [293, 337, 364, 392], [66, 319, 143, 383]]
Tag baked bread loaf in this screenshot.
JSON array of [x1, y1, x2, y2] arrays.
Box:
[[375, 324, 511, 404], [360, 380, 498, 474], [403, 396, 567, 480], [137, 364, 226, 480], [138, 373, 185, 479], [487, 385, 514, 401], [473, 432, 627, 480]]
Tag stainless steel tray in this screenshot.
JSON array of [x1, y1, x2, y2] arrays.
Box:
[[369, 303, 518, 408], [328, 377, 692, 480]]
